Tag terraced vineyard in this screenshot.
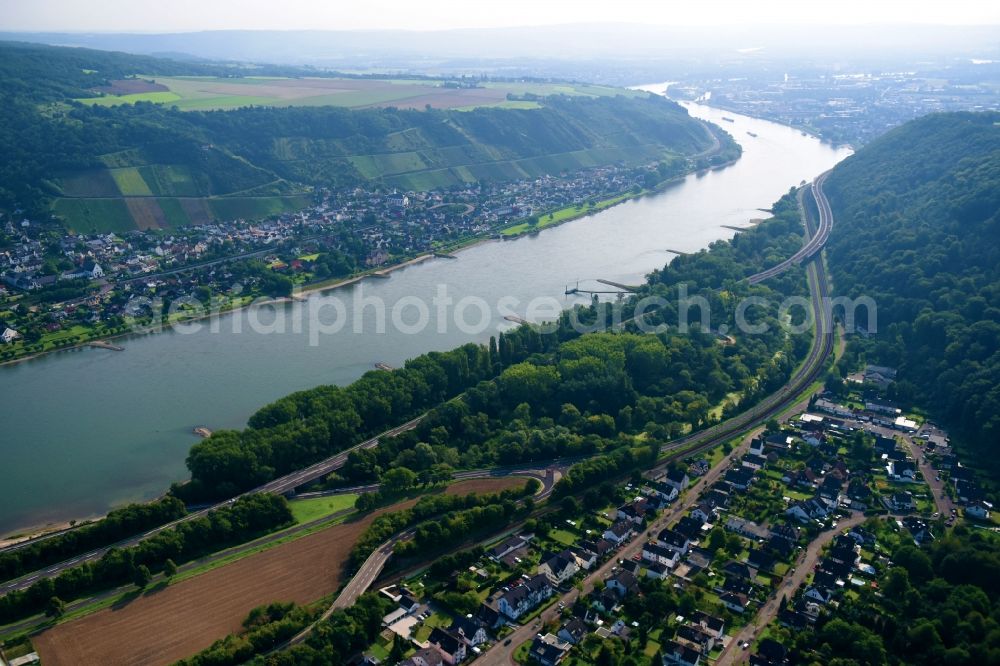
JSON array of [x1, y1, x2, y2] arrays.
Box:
[[0, 41, 728, 232]]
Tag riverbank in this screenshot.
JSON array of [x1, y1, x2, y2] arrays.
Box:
[[0, 101, 854, 538], [499, 154, 741, 240]]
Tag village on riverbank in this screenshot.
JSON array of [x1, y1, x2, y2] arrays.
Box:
[[0, 153, 717, 365]]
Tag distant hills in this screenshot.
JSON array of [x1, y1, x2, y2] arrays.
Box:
[[824, 111, 1000, 473], [3, 24, 999, 65], [0, 42, 727, 233]]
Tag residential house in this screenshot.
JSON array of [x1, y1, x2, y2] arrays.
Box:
[[820, 473, 844, 496], [539, 550, 579, 585], [642, 542, 680, 569], [557, 618, 588, 645], [648, 480, 679, 503], [606, 570, 639, 598], [724, 516, 770, 540], [662, 639, 703, 666], [427, 627, 467, 665], [886, 460, 917, 482], [966, 501, 992, 520], [701, 488, 731, 509], [400, 646, 446, 666], [646, 561, 671, 579], [488, 535, 530, 562], [764, 432, 795, 452], [814, 398, 854, 419], [803, 586, 833, 604], [448, 616, 488, 647], [747, 548, 776, 573], [722, 576, 753, 596], [690, 503, 715, 524], [686, 548, 714, 572], [657, 528, 691, 555], [886, 492, 915, 513], [864, 365, 897, 388], [579, 538, 614, 560], [674, 516, 705, 541], [0, 322, 19, 344], [676, 624, 716, 653], [603, 521, 633, 545], [724, 467, 755, 491], [529, 634, 571, 666], [477, 603, 502, 629], [766, 535, 796, 559], [497, 574, 553, 620], [571, 547, 597, 570], [615, 499, 649, 525], [751, 638, 789, 666], [742, 453, 767, 471], [62, 261, 104, 281], [749, 436, 766, 456], [619, 560, 641, 576], [665, 468, 690, 492], [591, 588, 620, 613], [720, 592, 749, 613], [785, 499, 829, 523], [691, 611, 725, 639], [722, 560, 753, 580]]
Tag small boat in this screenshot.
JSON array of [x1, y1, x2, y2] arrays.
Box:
[[721, 117, 735, 123], [746, 131, 758, 138]]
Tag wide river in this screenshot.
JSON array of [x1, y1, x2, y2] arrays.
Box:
[[0, 95, 852, 536]]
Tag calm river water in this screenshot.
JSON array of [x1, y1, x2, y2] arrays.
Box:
[[0, 95, 852, 536]]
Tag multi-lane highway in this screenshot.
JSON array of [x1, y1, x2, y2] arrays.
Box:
[[0, 415, 425, 596], [748, 171, 832, 285], [646, 177, 834, 471]]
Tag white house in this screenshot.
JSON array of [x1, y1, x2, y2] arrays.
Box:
[[664, 468, 690, 492], [662, 639, 702, 666], [720, 592, 748, 613], [647, 481, 679, 502], [497, 574, 553, 620], [539, 551, 579, 585], [448, 616, 489, 647], [642, 542, 680, 569], [603, 521, 632, 545], [1, 323, 19, 344], [656, 528, 691, 555]]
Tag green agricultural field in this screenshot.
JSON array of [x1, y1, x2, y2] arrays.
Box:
[[288, 494, 358, 525], [57, 169, 120, 197], [152, 198, 190, 227], [110, 167, 154, 196], [77, 91, 182, 106], [52, 198, 136, 234], [73, 75, 639, 112], [137, 165, 200, 197], [208, 195, 312, 221]]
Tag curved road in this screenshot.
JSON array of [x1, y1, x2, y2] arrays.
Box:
[[748, 171, 832, 285], [0, 416, 425, 596]]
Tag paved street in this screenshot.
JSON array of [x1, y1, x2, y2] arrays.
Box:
[[475, 432, 756, 666], [717, 512, 865, 666]]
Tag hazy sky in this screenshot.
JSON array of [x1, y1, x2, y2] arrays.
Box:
[[3, 0, 999, 32]]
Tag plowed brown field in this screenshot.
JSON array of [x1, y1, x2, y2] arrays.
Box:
[[34, 477, 525, 666]]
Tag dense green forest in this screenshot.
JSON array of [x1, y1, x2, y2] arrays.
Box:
[[824, 112, 1000, 478], [0, 41, 725, 230]]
